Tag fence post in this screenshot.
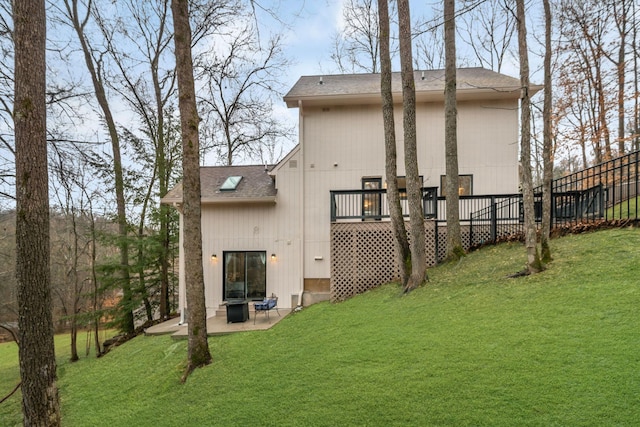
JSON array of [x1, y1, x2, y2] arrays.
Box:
[[550, 186, 555, 228], [490, 196, 497, 243], [434, 221, 439, 263]]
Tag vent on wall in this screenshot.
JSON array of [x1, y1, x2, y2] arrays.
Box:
[[289, 159, 297, 168]]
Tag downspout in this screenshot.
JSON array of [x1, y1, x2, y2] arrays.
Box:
[[176, 205, 186, 324], [298, 99, 305, 308]]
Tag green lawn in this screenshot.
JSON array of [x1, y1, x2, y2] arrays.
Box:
[[2, 228, 640, 426], [606, 195, 638, 219]]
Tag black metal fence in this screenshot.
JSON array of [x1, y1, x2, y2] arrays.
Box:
[[467, 150, 640, 246], [331, 151, 639, 251], [552, 150, 639, 221]]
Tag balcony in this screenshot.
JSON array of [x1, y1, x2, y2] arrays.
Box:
[[330, 187, 438, 222]]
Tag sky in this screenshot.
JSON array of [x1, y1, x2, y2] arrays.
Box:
[[259, 0, 525, 87], [209, 0, 354, 163], [267, 0, 349, 87], [256, 0, 406, 156], [40, 0, 533, 168], [244, 0, 528, 164]]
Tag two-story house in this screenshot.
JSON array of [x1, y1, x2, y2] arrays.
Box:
[[162, 67, 533, 318]]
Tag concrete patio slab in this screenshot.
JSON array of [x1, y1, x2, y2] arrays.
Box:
[[145, 308, 291, 338]]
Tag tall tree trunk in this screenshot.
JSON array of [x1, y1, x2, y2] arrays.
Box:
[[540, 0, 553, 263], [612, 0, 628, 155], [172, 0, 212, 380], [617, 31, 626, 156], [70, 317, 79, 361], [378, 0, 410, 286], [157, 78, 171, 318], [70, 212, 80, 362], [88, 206, 103, 356], [634, 0, 640, 152], [398, 0, 427, 292], [444, 0, 463, 262], [136, 159, 157, 323], [516, 0, 543, 274], [65, 0, 134, 334], [594, 55, 611, 161], [13, 0, 61, 424]]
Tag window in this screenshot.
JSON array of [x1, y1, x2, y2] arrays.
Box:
[[389, 176, 423, 199], [223, 251, 266, 300], [440, 174, 473, 197], [362, 177, 382, 219], [220, 175, 243, 191]]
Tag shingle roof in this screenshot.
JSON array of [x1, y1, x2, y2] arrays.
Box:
[[284, 67, 538, 107], [162, 165, 277, 205]]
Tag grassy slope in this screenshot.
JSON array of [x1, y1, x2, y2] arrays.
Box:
[[607, 195, 638, 219], [1, 228, 639, 426]]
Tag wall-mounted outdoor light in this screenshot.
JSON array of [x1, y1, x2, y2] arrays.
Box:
[[211, 254, 217, 261], [271, 253, 276, 260]]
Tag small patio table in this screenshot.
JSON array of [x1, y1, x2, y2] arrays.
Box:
[[225, 299, 250, 323]]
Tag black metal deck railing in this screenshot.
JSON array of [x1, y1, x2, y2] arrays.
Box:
[[552, 150, 639, 221], [330, 187, 438, 222], [330, 151, 639, 250], [468, 150, 640, 245]]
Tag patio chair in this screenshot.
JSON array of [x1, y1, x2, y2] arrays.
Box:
[[253, 294, 280, 324]]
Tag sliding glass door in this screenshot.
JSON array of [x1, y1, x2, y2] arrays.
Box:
[[223, 251, 266, 301]]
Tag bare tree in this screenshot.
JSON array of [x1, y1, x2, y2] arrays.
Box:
[[331, 0, 381, 73], [398, 0, 427, 292], [378, 0, 409, 287], [0, 1, 14, 202], [96, 0, 182, 320], [172, 0, 212, 381], [50, 162, 84, 362], [443, 0, 463, 262], [0, 3, 15, 323], [13, 0, 61, 423], [558, 1, 613, 163], [633, 0, 640, 152], [551, 0, 640, 167], [555, 65, 593, 169], [60, 0, 134, 334], [540, 0, 553, 263], [457, 0, 516, 73], [515, 0, 543, 274], [602, 0, 632, 155], [49, 146, 110, 360], [197, 20, 292, 165], [413, 14, 445, 70]]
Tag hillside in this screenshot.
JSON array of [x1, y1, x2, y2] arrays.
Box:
[[1, 227, 639, 426]]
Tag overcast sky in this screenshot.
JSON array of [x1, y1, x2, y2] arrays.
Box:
[[265, 0, 347, 87]]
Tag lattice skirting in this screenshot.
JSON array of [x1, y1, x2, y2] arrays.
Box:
[[330, 221, 486, 302], [331, 221, 480, 302]]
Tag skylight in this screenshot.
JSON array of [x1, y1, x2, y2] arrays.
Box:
[[220, 175, 242, 191]]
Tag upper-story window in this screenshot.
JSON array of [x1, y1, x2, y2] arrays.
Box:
[[362, 177, 382, 219], [393, 176, 423, 199], [440, 174, 473, 197]]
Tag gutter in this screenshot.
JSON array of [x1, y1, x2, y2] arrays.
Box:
[[298, 99, 305, 308], [201, 196, 277, 204], [162, 196, 277, 205]]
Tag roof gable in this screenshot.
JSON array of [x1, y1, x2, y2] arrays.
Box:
[[162, 164, 277, 205], [284, 67, 540, 107]]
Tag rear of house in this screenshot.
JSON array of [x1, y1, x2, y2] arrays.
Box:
[[164, 67, 530, 318]]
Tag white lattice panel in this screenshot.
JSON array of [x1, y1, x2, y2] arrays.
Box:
[[331, 221, 440, 302]]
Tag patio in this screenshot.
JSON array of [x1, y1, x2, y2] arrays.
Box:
[[144, 308, 291, 339]]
